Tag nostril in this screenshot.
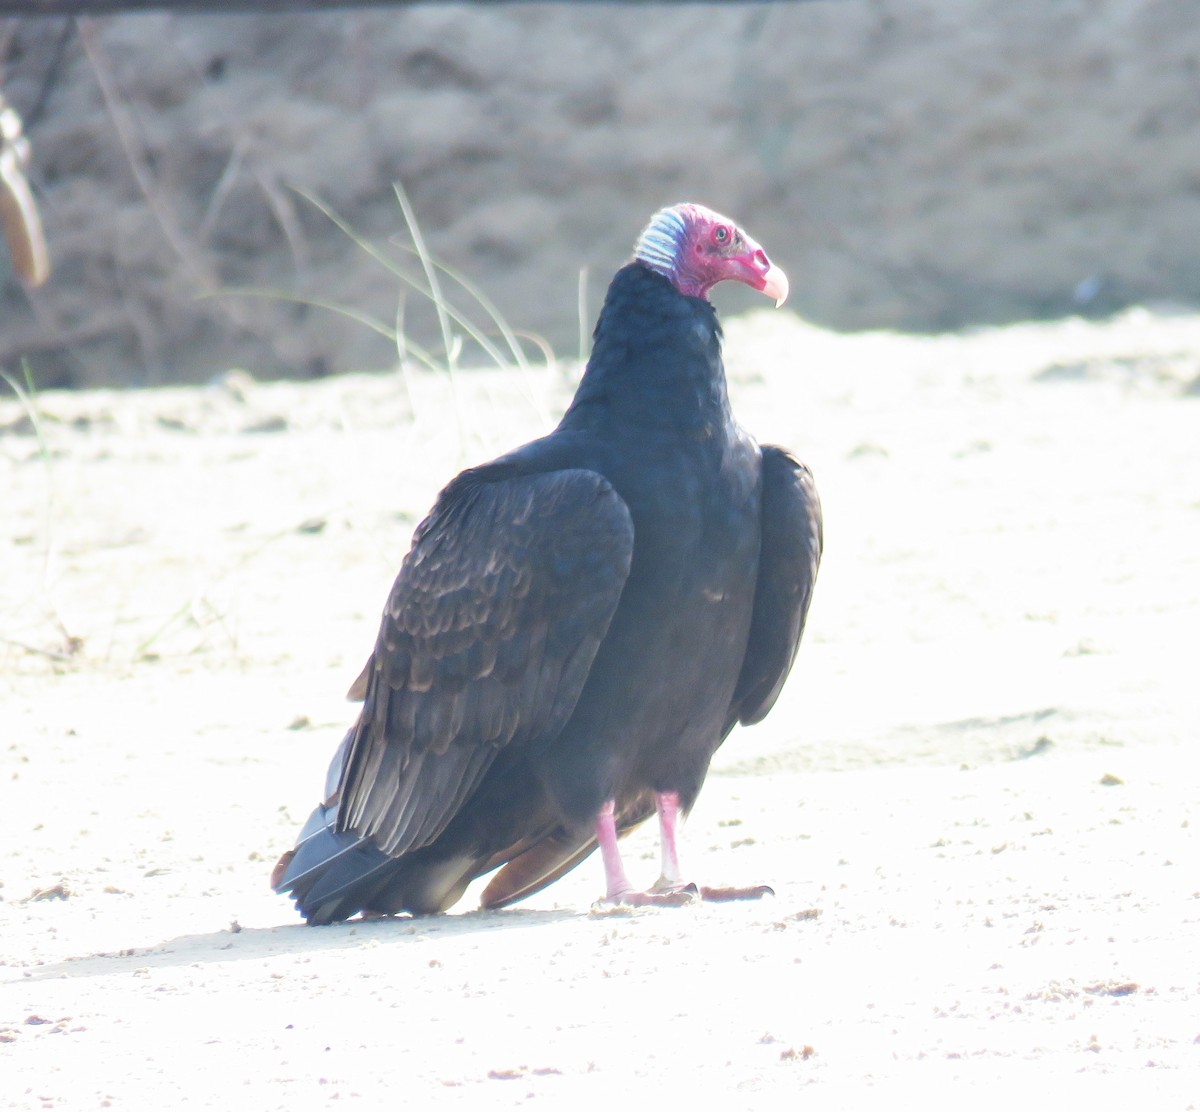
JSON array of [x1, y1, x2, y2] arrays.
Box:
[[754, 249, 769, 271]]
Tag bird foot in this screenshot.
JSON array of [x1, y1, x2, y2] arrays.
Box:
[[590, 882, 701, 912], [588, 881, 773, 912]]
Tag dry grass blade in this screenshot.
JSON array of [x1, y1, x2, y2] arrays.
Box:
[[391, 181, 456, 375], [212, 186, 556, 443], [0, 362, 79, 658], [294, 187, 552, 383], [577, 266, 590, 367]]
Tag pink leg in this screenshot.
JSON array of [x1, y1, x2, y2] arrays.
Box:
[[592, 797, 698, 908], [592, 793, 774, 909], [595, 799, 636, 901], [650, 790, 690, 892], [650, 790, 775, 903]]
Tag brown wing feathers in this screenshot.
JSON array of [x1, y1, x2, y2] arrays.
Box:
[[336, 469, 634, 857]]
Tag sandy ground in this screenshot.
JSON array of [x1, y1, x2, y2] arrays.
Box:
[[2, 308, 1199, 1108]]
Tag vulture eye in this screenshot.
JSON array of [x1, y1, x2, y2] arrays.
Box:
[[713, 225, 730, 245]]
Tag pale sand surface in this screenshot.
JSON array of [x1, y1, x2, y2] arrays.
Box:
[[2, 310, 1198, 1108]]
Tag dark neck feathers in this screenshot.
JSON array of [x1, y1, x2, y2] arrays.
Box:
[[562, 264, 730, 433]]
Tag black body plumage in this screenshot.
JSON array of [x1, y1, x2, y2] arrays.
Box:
[[274, 262, 822, 923]]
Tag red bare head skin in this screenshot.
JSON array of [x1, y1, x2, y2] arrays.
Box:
[[633, 203, 789, 307]]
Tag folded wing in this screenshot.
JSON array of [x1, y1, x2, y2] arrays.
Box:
[[730, 446, 823, 727], [337, 467, 635, 856]]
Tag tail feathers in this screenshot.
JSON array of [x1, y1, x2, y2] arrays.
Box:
[[272, 730, 400, 926], [271, 734, 639, 922], [272, 797, 400, 925]]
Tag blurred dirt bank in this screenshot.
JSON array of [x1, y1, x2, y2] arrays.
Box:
[[4, 1, 1200, 385]]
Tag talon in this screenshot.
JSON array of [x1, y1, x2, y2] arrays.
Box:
[[698, 884, 775, 902], [649, 879, 700, 899]]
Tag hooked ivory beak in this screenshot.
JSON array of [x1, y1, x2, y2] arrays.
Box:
[[760, 262, 789, 308]]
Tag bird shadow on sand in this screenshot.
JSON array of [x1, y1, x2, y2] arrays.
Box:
[[14, 907, 581, 984]]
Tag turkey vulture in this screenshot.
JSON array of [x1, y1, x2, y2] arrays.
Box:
[[272, 203, 822, 923]]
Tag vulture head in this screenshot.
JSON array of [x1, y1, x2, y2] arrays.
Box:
[[633, 202, 788, 307]]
